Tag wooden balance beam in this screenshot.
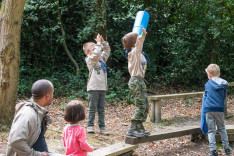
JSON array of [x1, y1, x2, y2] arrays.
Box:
[[229, 82, 234, 86], [88, 125, 234, 155], [148, 81, 234, 123], [125, 126, 202, 144], [148, 92, 204, 123], [125, 125, 234, 145], [214, 125, 234, 142], [88, 142, 138, 156]]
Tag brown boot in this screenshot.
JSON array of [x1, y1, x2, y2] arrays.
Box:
[[126, 121, 144, 137], [136, 123, 150, 136]]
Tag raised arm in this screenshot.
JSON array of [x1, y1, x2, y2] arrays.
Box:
[[135, 28, 147, 55], [101, 41, 111, 63], [97, 35, 110, 63], [86, 34, 106, 68]]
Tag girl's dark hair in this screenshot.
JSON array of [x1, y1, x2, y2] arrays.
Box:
[[64, 100, 86, 123]]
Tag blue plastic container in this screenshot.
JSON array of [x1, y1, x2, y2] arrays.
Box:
[[132, 11, 150, 35]]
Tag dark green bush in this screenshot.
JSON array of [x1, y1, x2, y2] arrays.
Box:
[[19, 0, 234, 102]]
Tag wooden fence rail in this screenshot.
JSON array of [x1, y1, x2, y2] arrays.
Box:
[[148, 92, 204, 123], [148, 82, 234, 123]]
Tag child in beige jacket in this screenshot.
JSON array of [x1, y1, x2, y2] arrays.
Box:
[[83, 34, 110, 135], [122, 28, 150, 137]]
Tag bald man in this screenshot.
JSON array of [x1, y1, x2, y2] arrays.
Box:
[[7, 79, 54, 156]]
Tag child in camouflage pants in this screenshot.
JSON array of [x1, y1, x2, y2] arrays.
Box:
[[122, 28, 150, 137]]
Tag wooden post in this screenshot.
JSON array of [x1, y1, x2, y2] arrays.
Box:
[[150, 101, 155, 122], [224, 98, 227, 116], [155, 100, 161, 123], [148, 92, 204, 123]]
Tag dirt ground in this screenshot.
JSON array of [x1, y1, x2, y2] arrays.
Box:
[[0, 94, 234, 156]]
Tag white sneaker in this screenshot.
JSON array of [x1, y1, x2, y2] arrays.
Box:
[[87, 126, 95, 133], [99, 127, 110, 135]]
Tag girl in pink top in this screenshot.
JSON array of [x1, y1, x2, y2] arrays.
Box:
[[63, 100, 93, 156]]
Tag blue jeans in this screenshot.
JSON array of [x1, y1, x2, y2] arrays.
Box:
[[205, 112, 229, 151], [87, 91, 106, 128]]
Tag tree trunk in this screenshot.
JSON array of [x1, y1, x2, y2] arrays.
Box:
[[144, 0, 150, 8], [209, 49, 216, 64], [209, 39, 217, 64], [0, 0, 26, 124], [95, 0, 107, 40]]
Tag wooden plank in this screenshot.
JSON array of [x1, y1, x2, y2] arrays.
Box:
[[205, 133, 234, 142], [229, 82, 234, 86], [217, 133, 234, 142], [225, 125, 234, 133], [205, 125, 234, 142], [125, 126, 201, 144], [88, 142, 138, 156], [148, 92, 204, 101], [148, 82, 233, 101]]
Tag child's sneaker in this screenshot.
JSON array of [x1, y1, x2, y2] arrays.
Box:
[[99, 127, 110, 135], [225, 148, 232, 155], [209, 150, 218, 156], [87, 126, 95, 133]]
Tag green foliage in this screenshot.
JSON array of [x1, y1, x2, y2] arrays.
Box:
[[19, 0, 234, 103], [0, 124, 10, 132], [186, 98, 194, 105], [60, 104, 67, 110], [106, 69, 134, 104], [18, 65, 89, 98]]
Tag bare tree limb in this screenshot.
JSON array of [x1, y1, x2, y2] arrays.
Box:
[[57, 0, 79, 74]]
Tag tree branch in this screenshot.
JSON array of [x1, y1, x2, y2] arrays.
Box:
[[57, 0, 79, 74]]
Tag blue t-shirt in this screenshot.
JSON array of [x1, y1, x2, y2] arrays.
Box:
[[32, 118, 48, 152]]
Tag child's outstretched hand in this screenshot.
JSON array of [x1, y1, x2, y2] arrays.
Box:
[[142, 28, 147, 36], [95, 34, 102, 43], [100, 35, 104, 43]]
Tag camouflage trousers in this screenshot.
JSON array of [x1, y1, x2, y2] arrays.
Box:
[[128, 76, 149, 123]]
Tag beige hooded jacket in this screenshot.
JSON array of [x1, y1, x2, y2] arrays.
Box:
[[85, 41, 111, 91], [6, 99, 50, 156], [128, 35, 147, 78]]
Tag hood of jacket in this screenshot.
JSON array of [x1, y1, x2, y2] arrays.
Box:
[[208, 77, 228, 91], [15, 98, 48, 120]]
